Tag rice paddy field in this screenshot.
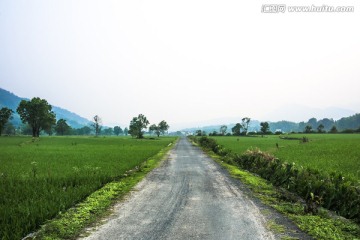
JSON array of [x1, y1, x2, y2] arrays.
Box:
[[212, 134, 360, 182], [0, 136, 176, 239]]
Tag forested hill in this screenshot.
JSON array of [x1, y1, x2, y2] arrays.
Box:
[[269, 115, 360, 133], [0, 88, 91, 128]]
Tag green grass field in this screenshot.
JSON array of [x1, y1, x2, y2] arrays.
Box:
[[0, 136, 176, 239], [212, 134, 360, 181]]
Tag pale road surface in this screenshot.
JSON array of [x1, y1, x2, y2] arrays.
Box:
[[81, 137, 310, 240]]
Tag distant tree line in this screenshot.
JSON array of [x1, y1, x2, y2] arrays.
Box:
[[205, 118, 274, 137], [2, 96, 360, 136], [0, 97, 169, 138], [205, 117, 253, 136], [196, 115, 360, 136]]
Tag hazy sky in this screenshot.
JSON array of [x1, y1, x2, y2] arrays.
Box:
[[1, 0, 360, 130]]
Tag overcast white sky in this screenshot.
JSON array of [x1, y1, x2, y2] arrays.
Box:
[[1, 0, 359, 130]]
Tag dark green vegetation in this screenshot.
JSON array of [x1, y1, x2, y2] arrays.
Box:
[[190, 135, 360, 239], [129, 114, 170, 139], [55, 119, 72, 136], [212, 134, 360, 181], [213, 155, 360, 240], [17, 97, 56, 137], [129, 114, 150, 138], [0, 136, 176, 239], [149, 120, 170, 138], [270, 115, 360, 133]]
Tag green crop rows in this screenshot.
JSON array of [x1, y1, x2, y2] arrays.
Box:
[[212, 134, 360, 181], [0, 136, 176, 239]]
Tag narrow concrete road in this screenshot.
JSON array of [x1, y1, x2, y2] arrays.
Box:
[[81, 137, 305, 240]]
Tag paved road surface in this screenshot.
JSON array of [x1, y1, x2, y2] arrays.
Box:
[[81, 137, 307, 240]]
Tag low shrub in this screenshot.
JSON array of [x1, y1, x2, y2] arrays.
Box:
[[196, 136, 231, 157], [237, 150, 360, 222]]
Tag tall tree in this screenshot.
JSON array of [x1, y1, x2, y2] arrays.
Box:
[[158, 120, 169, 136], [128, 114, 149, 138], [0, 107, 13, 136], [329, 125, 338, 133], [17, 98, 56, 137], [113, 126, 123, 136], [231, 123, 242, 136], [241, 117, 251, 135], [260, 122, 270, 135], [149, 120, 169, 137], [55, 119, 71, 136], [219, 125, 227, 136], [92, 115, 102, 137], [304, 125, 312, 133]]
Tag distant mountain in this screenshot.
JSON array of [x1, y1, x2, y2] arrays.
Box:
[[262, 104, 356, 122], [0, 88, 91, 128]]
